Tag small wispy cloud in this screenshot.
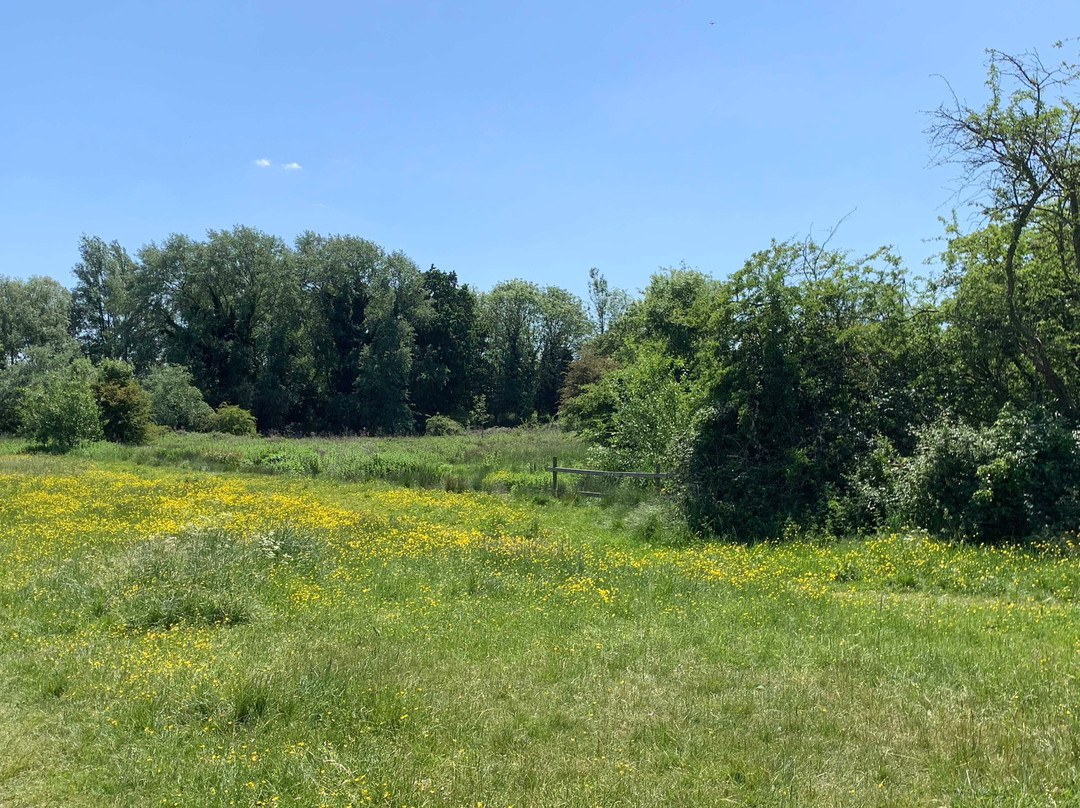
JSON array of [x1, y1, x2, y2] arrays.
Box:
[[282, 162, 302, 171], [253, 158, 271, 167]]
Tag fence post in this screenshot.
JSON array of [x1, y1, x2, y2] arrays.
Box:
[[552, 456, 558, 497], [655, 462, 662, 492]]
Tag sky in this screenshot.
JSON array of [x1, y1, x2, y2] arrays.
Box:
[[2, 0, 1077, 299]]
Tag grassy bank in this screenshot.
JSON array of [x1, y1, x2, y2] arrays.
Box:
[[0, 428, 624, 499], [2, 452, 1080, 806]]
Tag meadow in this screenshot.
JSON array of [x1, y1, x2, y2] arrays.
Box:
[[9, 428, 597, 499], [2, 440, 1080, 806]]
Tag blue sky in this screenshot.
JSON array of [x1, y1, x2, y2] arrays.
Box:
[[2, 1, 1075, 299]]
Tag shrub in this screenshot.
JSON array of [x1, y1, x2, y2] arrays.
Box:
[[18, 358, 102, 450], [143, 365, 213, 431], [889, 406, 1080, 542], [425, 414, 465, 436], [0, 343, 81, 434], [94, 360, 153, 444], [209, 403, 258, 436]]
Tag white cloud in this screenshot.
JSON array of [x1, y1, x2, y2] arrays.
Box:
[[253, 158, 271, 167], [282, 162, 302, 171]]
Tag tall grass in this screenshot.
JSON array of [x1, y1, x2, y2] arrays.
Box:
[[58, 427, 604, 496]]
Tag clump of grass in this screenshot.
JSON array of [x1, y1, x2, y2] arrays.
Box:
[[623, 498, 694, 545], [108, 528, 261, 629], [106, 525, 323, 630]]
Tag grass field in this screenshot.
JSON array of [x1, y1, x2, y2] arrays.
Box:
[[2, 444, 1080, 806], [11, 427, 601, 499]]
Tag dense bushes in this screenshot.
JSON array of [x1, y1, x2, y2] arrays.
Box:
[[888, 407, 1080, 543], [18, 358, 102, 449], [94, 360, 153, 444], [565, 238, 1080, 544]]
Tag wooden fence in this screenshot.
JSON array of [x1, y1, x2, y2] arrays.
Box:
[[545, 456, 673, 497]]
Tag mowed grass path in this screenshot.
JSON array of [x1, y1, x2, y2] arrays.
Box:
[[2, 454, 1080, 807]]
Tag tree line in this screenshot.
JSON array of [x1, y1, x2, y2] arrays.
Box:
[[1, 230, 626, 435]]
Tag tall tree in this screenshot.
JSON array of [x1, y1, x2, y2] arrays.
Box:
[[297, 234, 427, 434], [353, 249, 428, 434], [535, 286, 592, 418], [70, 235, 143, 366], [137, 227, 301, 429], [930, 44, 1080, 420], [587, 267, 631, 335], [410, 266, 481, 424], [479, 280, 542, 425]]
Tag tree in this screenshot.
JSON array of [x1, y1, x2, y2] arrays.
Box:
[[587, 268, 631, 335], [142, 365, 213, 431], [297, 233, 428, 434], [71, 235, 143, 366], [0, 342, 81, 434], [535, 286, 592, 418], [19, 358, 102, 450], [410, 266, 481, 424], [93, 360, 153, 444], [684, 240, 942, 538], [137, 227, 304, 431], [930, 44, 1080, 421], [563, 266, 720, 466], [936, 218, 1080, 423], [479, 280, 543, 425], [0, 276, 72, 367]]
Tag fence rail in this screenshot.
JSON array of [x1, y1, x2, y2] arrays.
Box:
[[545, 456, 673, 496]]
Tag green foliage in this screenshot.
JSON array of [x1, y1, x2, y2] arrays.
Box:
[[70, 235, 143, 366], [0, 343, 81, 434], [54, 229, 599, 437], [586, 267, 631, 335], [467, 394, 492, 430], [137, 226, 304, 432], [930, 45, 1080, 421], [557, 350, 617, 411], [297, 233, 429, 434], [565, 266, 719, 468], [479, 280, 592, 425], [682, 240, 943, 539], [18, 358, 102, 449], [425, 414, 465, 436], [142, 364, 213, 431], [208, 403, 258, 436], [889, 406, 1080, 542], [93, 360, 153, 444], [411, 266, 481, 425], [938, 216, 1080, 423], [0, 275, 72, 366]]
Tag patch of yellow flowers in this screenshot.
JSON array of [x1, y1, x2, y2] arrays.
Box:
[[3, 462, 1079, 612]]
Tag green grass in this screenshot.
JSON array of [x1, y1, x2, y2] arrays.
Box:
[[47, 427, 620, 497], [2, 426, 670, 504], [2, 448, 1080, 806]]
